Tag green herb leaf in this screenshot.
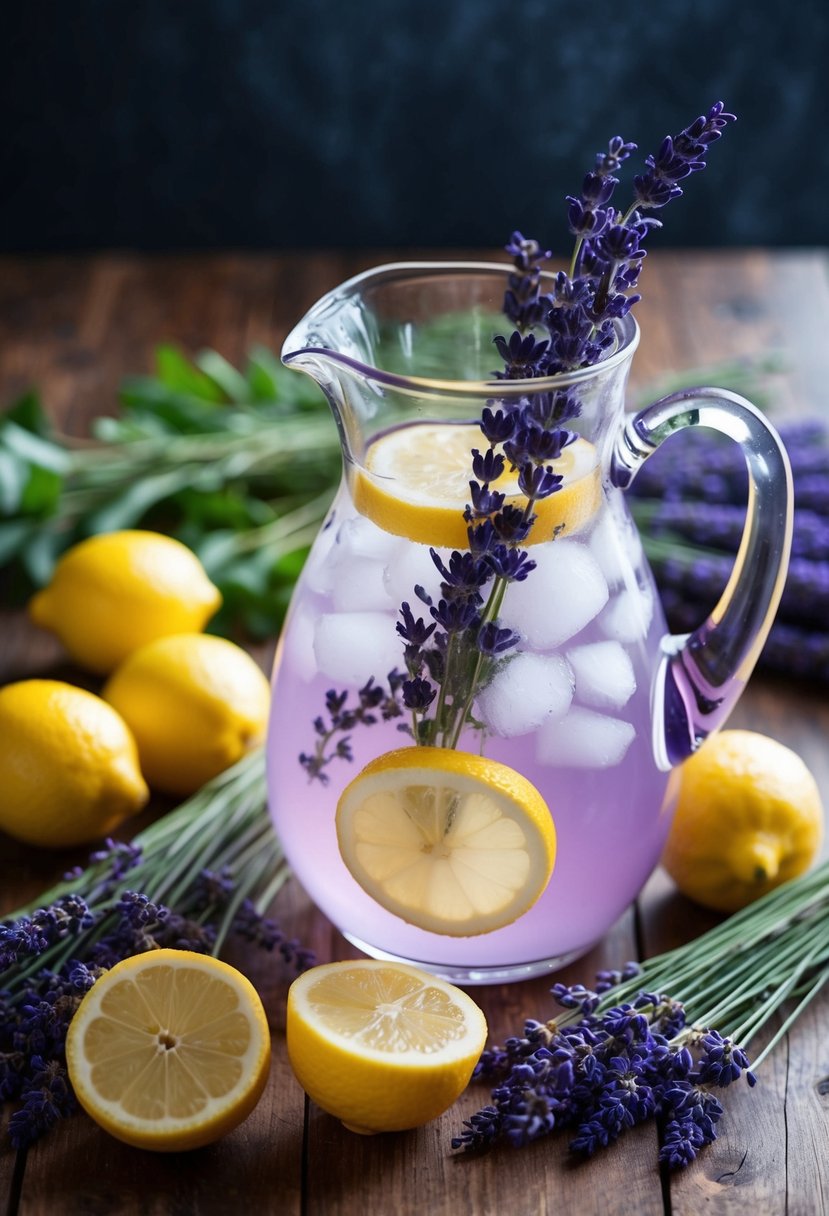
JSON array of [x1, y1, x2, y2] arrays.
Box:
[[196, 349, 251, 403], [155, 344, 227, 402]]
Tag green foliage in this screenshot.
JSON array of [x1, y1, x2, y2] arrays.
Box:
[[0, 346, 341, 638]]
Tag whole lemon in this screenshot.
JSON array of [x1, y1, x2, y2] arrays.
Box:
[[103, 633, 270, 796], [0, 680, 149, 848], [662, 729, 824, 912], [29, 530, 222, 674]]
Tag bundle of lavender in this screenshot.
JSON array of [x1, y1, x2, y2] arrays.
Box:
[[629, 417, 829, 681]]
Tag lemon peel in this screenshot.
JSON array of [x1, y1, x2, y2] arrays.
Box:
[[0, 679, 148, 848], [29, 530, 221, 674], [662, 729, 824, 912], [103, 633, 270, 795]]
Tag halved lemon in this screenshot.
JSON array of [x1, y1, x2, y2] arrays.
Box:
[[65, 950, 271, 1152], [352, 421, 600, 548], [336, 747, 556, 936], [286, 959, 487, 1133]]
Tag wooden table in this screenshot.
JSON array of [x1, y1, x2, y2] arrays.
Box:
[[1, 249, 828, 1215]]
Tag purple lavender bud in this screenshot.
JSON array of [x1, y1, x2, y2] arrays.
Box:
[[471, 446, 506, 484], [517, 463, 564, 500], [480, 405, 516, 445], [396, 602, 436, 646], [467, 481, 506, 518], [401, 676, 437, 711], [430, 597, 480, 634], [477, 622, 520, 655]]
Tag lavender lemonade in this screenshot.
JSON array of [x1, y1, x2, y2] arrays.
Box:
[[268, 477, 676, 980], [267, 104, 792, 982]]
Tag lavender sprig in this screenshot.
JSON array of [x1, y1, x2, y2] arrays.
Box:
[[299, 674, 406, 783], [300, 104, 737, 772], [0, 749, 310, 1149], [454, 858, 829, 1167], [497, 103, 735, 377]]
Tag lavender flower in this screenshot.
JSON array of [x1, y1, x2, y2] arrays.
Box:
[[301, 103, 738, 765], [453, 970, 753, 1169]]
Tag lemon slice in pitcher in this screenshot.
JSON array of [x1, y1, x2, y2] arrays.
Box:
[[352, 421, 600, 548], [336, 747, 556, 936]]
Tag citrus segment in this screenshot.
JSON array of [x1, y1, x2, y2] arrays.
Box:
[[662, 730, 824, 912], [286, 960, 487, 1133], [352, 421, 600, 547], [336, 747, 556, 936], [65, 950, 271, 1151]]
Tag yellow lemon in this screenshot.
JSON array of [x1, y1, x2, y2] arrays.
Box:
[[352, 421, 600, 548], [0, 679, 148, 848], [29, 530, 222, 674], [286, 959, 487, 1134], [103, 633, 270, 796], [336, 747, 556, 936], [65, 949, 271, 1152], [662, 729, 824, 913]]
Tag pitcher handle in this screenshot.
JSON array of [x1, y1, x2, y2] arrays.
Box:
[[611, 386, 793, 768]]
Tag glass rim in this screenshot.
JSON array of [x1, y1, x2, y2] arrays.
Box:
[[282, 261, 641, 398]]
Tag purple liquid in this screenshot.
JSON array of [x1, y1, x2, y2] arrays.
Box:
[[267, 485, 677, 983]]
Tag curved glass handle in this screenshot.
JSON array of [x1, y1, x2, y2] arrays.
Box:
[[611, 386, 793, 768]]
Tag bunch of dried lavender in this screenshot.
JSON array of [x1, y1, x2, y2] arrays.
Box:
[[629, 418, 829, 681], [0, 750, 309, 1149], [454, 858, 829, 1167]]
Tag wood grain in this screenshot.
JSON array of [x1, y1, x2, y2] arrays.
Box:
[[1, 249, 828, 1215]]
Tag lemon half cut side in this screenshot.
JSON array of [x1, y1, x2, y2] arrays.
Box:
[[336, 747, 557, 937], [287, 959, 488, 1134], [65, 950, 271, 1152], [352, 421, 600, 549]]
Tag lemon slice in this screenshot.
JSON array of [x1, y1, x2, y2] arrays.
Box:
[[287, 959, 487, 1133], [352, 421, 600, 548], [65, 950, 271, 1151], [336, 746, 556, 936]]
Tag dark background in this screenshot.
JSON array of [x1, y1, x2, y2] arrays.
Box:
[[3, 0, 828, 253]]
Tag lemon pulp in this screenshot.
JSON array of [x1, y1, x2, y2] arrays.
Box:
[[352, 421, 600, 548], [286, 960, 487, 1133], [336, 747, 556, 936]]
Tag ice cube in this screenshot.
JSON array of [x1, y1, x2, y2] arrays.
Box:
[[588, 509, 643, 586], [331, 556, 392, 612], [313, 611, 403, 687], [302, 519, 340, 595], [283, 608, 318, 683], [567, 640, 636, 710], [600, 584, 655, 643], [498, 539, 609, 650], [337, 514, 402, 561], [476, 652, 574, 738], [383, 543, 446, 608], [536, 707, 635, 769]]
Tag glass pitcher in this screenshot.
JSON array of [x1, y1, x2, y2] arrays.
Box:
[[266, 262, 792, 984]]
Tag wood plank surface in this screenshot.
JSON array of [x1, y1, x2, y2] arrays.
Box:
[[1, 249, 828, 1215]]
